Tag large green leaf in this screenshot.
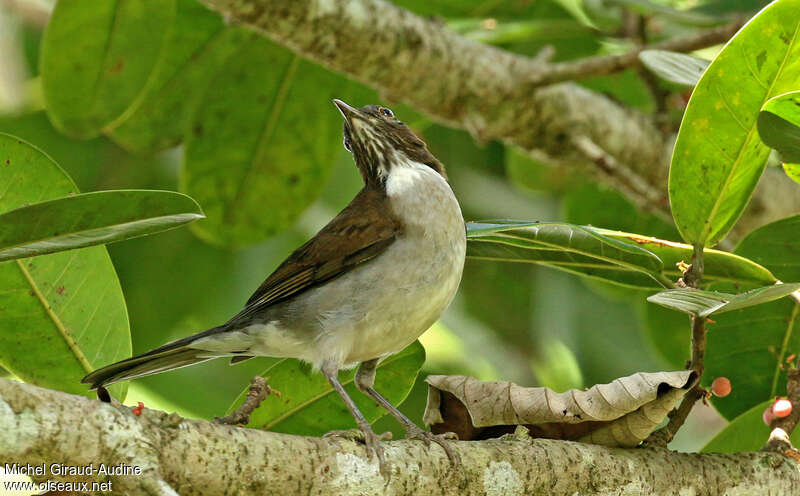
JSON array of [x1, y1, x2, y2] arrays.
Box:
[[0, 190, 203, 262], [108, 0, 248, 153], [466, 221, 776, 289], [736, 215, 800, 281], [183, 36, 353, 247], [668, 0, 800, 247], [41, 0, 175, 139], [0, 134, 130, 398], [702, 400, 800, 452], [757, 90, 800, 163], [647, 283, 800, 317], [704, 297, 799, 419], [228, 341, 425, 435]]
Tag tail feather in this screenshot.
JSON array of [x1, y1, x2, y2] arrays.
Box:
[[81, 326, 227, 389]]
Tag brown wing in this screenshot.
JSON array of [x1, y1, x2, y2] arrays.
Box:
[[228, 187, 400, 323]]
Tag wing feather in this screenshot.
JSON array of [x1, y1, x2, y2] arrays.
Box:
[[228, 187, 399, 323]]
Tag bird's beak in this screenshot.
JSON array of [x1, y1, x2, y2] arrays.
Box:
[[333, 99, 363, 124]]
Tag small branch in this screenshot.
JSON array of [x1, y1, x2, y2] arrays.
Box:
[[213, 376, 274, 425], [530, 17, 746, 86]]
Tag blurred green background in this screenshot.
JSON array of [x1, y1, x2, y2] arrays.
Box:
[[1, 0, 774, 449]]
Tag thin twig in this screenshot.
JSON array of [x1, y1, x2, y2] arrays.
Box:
[[213, 376, 275, 425], [530, 17, 746, 87]]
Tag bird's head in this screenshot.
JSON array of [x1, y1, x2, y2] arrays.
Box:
[[333, 99, 446, 185]]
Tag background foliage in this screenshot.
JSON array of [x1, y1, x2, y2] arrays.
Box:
[[1, 0, 799, 452]]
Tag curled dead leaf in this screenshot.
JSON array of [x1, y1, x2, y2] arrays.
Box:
[[423, 370, 696, 447]]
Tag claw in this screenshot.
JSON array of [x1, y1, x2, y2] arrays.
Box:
[[405, 426, 460, 466], [324, 427, 393, 479]]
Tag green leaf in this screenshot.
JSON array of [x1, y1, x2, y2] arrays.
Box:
[[638, 50, 710, 86], [0, 133, 130, 399], [227, 341, 425, 435], [41, 0, 175, 139], [668, 0, 800, 247], [552, 0, 596, 28], [784, 162, 800, 183], [466, 221, 777, 289], [704, 298, 799, 419], [601, 230, 776, 288], [468, 221, 664, 281], [108, 0, 248, 153], [183, 37, 353, 247], [0, 190, 203, 262], [757, 91, 800, 163], [647, 283, 800, 317], [762, 90, 800, 128], [736, 215, 800, 281], [702, 400, 800, 452]]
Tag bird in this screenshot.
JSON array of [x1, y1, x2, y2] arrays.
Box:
[[82, 99, 467, 474]]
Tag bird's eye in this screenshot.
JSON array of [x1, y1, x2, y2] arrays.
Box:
[[379, 107, 394, 118], [343, 137, 352, 153]]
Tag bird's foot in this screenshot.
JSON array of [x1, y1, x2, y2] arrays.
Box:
[[405, 425, 460, 466], [324, 427, 392, 478]]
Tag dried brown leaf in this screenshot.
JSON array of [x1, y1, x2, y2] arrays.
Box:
[[423, 371, 695, 447]]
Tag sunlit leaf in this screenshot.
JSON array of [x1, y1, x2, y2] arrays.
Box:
[[41, 0, 175, 138], [227, 341, 425, 434], [757, 91, 800, 164], [647, 283, 800, 317], [0, 133, 130, 399], [669, 0, 800, 247], [0, 190, 203, 262], [784, 162, 800, 183]]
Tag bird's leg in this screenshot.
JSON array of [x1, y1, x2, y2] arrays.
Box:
[[321, 363, 391, 477], [355, 359, 460, 465]]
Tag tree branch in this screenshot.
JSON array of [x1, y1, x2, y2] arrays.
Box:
[[2, 379, 799, 495], [197, 0, 799, 240]]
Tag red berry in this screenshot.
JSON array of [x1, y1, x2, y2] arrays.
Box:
[[772, 398, 793, 418], [763, 406, 775, 426], [711, 377, 731, 397], [131, 401, 144, 416]]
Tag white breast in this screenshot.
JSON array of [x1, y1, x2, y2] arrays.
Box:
[[311, 157, 466, 368]]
